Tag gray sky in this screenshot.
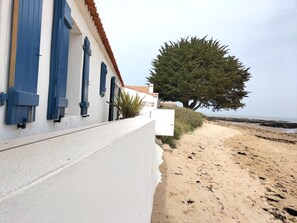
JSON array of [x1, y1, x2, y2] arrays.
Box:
[[97, 0, 297, 120]]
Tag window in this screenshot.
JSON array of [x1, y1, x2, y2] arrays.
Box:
[[47, 0, 73, 121], [65, 22, 83, 116], [100, 62, 107, 97], [5, 0, 43, 128]]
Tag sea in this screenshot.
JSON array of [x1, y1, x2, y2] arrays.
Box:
[[203, 113, 297, 134], [204, 113, 297, 123]]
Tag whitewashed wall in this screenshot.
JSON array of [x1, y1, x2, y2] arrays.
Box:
[[122, 88, 175, 136], [0, 117, 162, 223], [0, 0, 13, 130], [0, 0, 122, 141], [151, 109, 175, 136], [140, 109, 175, 136], [123, 88, 159, 116]]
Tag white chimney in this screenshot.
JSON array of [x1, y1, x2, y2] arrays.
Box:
[[149, 83, 154, 93]]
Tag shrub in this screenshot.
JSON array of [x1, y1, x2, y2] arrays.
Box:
[[109, 91, 144, 119], [158, 106, 203, 148]]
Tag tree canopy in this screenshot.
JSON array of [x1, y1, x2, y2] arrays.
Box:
[[147, 36, 251, 111]]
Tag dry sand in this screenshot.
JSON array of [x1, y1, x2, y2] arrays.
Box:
[[152, 121, 297, 223]]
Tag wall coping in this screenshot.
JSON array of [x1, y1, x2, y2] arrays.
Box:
[[0, 117, 154, 200]]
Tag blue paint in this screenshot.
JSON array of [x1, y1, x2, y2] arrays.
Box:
[[100, 62, 107, 97], [6, 0, 43, 125], [0, 92, 8, 106], [80, 37, 91, 117], [13, 90, 39, 106], [117, 87, 121, 119], [108, 77, 116, 121], [47, 0, 73, 121]]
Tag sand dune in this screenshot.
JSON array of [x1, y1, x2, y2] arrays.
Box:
[[152, 121, 297, 223]]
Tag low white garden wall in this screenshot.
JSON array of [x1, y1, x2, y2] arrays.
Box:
[[0, 117, 162, 223]]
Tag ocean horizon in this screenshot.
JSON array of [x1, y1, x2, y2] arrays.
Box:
[[203, 113, 297, 123]]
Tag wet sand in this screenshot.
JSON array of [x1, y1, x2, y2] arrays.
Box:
[[152, 121, 297, 223]]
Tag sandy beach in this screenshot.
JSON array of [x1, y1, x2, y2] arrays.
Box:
[[152, 121, 297, 223]]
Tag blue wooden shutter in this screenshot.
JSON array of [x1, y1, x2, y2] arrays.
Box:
[[108, 77, 116, 121], [47, 0, 73, 121], [5, 0, 43, 127], [100, 62, 107, 97], [116, 87, 121, 120], [80, 37, 91, 117]]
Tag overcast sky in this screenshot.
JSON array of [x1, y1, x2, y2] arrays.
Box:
[[97, 0, 297, 120]]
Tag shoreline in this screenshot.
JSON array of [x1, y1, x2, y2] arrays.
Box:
[[152, 121, 297, 223], [207, 116, 297, 130]]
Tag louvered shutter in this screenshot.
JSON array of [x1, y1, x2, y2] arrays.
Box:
[[80, 37, 91, 117], [47, 0, 73, 121], [6, 0, 43, 127], [108, 77, 116, 121], [100, 62, 107, 97], [116, 87, 121, 120]]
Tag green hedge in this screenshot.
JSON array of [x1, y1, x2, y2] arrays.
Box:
[[158, 107, 203, 148]]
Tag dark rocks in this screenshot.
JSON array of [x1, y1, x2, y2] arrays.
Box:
[[270, 210, 287, 222], [187, 199, 195, 205], [207, 116, 297, 129], [266, 187, 274, 192], [262, 207, 269, 212], [237, 152, 247, 156], [283, 207, 297, 216], [206, 185, 214, 192], [260, 122, 297, 129], [266, 197, 279, 203], [255, 135, 297, 144], [273, 193, 286, 199]]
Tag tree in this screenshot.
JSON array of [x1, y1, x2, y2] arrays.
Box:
[[147, 36, 251, 111]]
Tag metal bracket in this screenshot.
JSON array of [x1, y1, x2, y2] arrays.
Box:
[[17, 118, 27, 129], [54, 115, 62, 123], [0, 92, 8, 106]]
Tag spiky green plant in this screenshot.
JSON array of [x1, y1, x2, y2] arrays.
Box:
[[109, 92, 144, 119]]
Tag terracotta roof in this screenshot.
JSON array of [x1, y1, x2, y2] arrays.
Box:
[[84, 0, 124, 86], [125, 85, 149, 94]]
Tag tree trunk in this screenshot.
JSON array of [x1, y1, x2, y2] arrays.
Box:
[[182, 101, 189, 108], [188, 99, 198, 109], [193, 102, 202, 110], [182, 100, 200, 110]]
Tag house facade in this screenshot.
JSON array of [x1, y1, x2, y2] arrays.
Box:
[[124, 84, 159, 115], [0, 1, 163, 223], [124, 85, 175, 136], [0, 0, 123, 141]]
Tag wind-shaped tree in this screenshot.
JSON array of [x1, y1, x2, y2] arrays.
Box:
[[147, 36, 251, 111]]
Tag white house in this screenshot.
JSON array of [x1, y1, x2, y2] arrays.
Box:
[[0, 1, 162, 222], [0, 0, 123, 141], [124, 84, 175, 136], [125, 84, 159, 115]]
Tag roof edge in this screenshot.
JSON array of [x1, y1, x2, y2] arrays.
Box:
[[84, 0, 124, 86]]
